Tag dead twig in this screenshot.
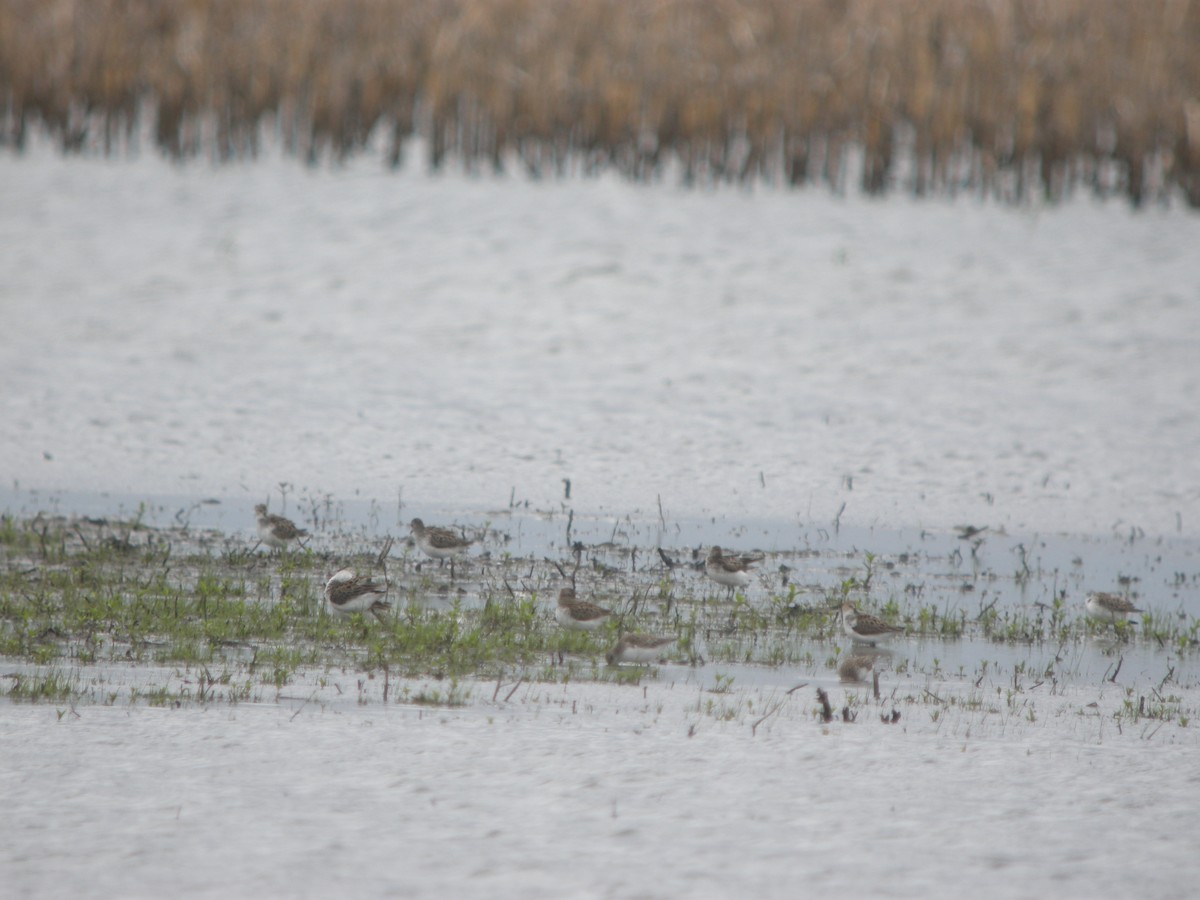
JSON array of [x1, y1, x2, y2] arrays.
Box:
[[751, 695, 788, 736], [290, 688, 320, 722], [1157, 666, 1175, 692], [816, 687, 833, 723], [504, 678, 525, 702], [374, 536, 394, 571]]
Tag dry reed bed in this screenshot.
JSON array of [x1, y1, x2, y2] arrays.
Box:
[[1, 0, 1197, 205]]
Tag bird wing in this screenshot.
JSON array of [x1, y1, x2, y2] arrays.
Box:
[[428, 528, 469, 550], [328, 577, 384, 606], [570, 601, 612, 620]]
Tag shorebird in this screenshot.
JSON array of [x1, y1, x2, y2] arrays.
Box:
[[555, 587, 613, 631], [254, 504, 308, 553], [1086, 591, 1143, 626], [605, 633, 675, 665], [840, 601, 903, 646], [705, 546, 763, 595], [324, 569, 391, 623], [409, 518, 473, 578], [837, 653, 879, 684]]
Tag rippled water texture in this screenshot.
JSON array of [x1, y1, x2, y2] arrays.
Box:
[[2, 142, 1198, 536], [3, 678, 1199, 900], [4, 143, 1200, 899]]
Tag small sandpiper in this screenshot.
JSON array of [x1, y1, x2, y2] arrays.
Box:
[[1085, 591, 1143, 625], [840, 601, 903, 646], [705, 546, 763, 595], [837, 653, 879, 683], [606, 633, 675, 665], [555, 587, 613, 631], [324, 569, 391, 623], [254, 504, 308, 553], [410, 518, 473, 578]]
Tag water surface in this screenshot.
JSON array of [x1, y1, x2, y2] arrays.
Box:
[[3, 142, 1200, 898]]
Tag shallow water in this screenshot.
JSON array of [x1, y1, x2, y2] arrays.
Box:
[[2, 140, 1199, 537], [3, 674, 1199, 899], [2, 504, 1198, 896], [3, 141, 1200, 897]]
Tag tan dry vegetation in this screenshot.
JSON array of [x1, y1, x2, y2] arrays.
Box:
[[1, 0, 1197, 205]]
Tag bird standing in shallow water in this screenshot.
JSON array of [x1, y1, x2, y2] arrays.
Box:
[[1086, 591, 1142, 626], [254, 504, 308, 553], [605, 633, 675, 665], [705, 546, 763, 596], [838, 653, 879, 683], [324, 569, 390, 623], [410, 518, 473, 579], [555, 587, 612, 631], [840, 601, 903, 646]]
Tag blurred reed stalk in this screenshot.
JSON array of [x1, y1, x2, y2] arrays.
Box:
[[1, 0, 1197, 205]]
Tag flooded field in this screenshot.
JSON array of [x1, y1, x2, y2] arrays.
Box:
[[2, 139, 1200, 896], [5, 684, 1196, 899], [2, 506, 1199, 897]]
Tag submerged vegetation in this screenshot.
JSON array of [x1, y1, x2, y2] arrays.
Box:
[[0, 0, 1197, 206], [1, 509, 1198, 714]]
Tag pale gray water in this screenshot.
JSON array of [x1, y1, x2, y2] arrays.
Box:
[[2, 139, 1199, 537], [3, 677, 1198, 900], [3, 140, 1200, 898]]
